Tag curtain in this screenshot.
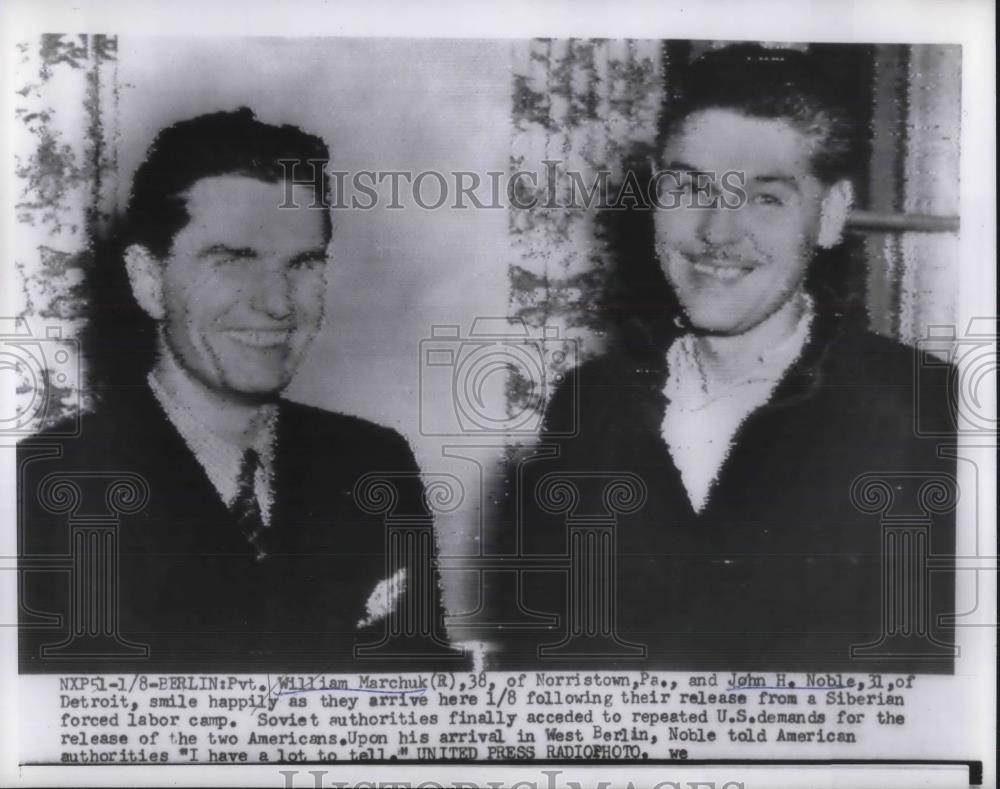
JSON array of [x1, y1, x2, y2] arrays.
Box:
[[507, 38, 663, 411], [11, 34, 118, 430]]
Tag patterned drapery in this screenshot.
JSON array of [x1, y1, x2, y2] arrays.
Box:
[[508, 38, 663, 361], [11, 34, 118, 429]]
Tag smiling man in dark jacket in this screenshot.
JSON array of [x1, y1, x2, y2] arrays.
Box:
[[508, 46, 957, 673]]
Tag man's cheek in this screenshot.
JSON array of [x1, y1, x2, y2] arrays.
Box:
[[298, 296, 324, 330], [297, 285, 326, 324], [655, 212, 698, 244]]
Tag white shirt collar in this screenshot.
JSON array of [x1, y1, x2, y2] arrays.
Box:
[[147, 353, 277, 520]]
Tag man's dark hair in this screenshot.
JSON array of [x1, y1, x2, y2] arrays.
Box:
[[658, 44, 858, 185], [124, 106, 332, 256], [85, 107, 331, 394]]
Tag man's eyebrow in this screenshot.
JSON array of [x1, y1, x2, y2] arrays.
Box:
[[288, 248, 328, 263], [197, 244, 258, 258], [753, 174, 801, 193], [662, 160, 706, 174]]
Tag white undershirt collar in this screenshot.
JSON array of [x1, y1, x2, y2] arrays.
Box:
[[661, 294, 815, 513], [147, 349, 277, 522]]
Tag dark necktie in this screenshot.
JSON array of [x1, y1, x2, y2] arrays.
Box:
[[232, 448, 270, 561]]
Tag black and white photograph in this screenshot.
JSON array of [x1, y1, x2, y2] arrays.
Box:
[[0, 1, 995, 787]]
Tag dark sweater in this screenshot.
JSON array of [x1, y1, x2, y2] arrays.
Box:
[[498, 312, 957, 673]]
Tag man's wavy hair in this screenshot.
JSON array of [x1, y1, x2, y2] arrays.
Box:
[[606, 44, 864, 355], [84, 107, 331, 396], [657, 44, 858, 184]]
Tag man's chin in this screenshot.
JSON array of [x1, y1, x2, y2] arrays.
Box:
[[679, 308, 748, 337], [215, 375, 290, 404]]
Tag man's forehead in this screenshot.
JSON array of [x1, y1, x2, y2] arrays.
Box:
[[179, 174, 327, 246], [662, 108, 817, 179]]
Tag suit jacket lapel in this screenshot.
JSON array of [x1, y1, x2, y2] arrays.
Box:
[[114, 384, 247, 553], [271, 400, 348, 545]]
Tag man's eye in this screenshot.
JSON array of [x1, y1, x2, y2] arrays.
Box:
[[290, 257, 326, 269], [206, 250, 254, 265], [751, 193, 785, 207]]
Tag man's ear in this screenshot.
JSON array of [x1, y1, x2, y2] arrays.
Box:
[[817, 179, 854, 249], [124, 244, 166, 320]]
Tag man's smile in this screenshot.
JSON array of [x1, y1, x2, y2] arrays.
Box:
[[224, 328, 296, 348], [690, 259, 755, 282], [679, 251, 759, 284]]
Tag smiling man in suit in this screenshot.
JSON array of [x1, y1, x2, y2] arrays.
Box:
[[19, 108, 462, 672]]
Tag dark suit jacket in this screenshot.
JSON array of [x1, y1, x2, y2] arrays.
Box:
[[18, 384, 466, 673], [499, 311, 957, 672]]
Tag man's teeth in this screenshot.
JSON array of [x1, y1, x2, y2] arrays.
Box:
[[692, 261, 751, 281], [227, 329, 293, 347]]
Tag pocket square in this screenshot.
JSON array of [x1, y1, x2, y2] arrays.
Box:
[[356, 568, 407, 629]]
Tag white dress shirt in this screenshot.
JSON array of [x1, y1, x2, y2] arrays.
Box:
[[147, 355, 278, 524]]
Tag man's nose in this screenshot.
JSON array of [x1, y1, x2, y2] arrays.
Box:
[[254, 264, 294, 318], [698, 204, 741, 246]]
